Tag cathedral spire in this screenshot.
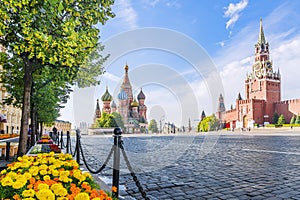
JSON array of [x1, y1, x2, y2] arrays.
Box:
[[258, 18, 266, 44]]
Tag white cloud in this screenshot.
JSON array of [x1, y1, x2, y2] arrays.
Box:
[[102, 72, 120, 83], [224, 0, 248, 29], [166, 0, 181, 9], [114, 0, 138, 30], [145, 0, 160, 7], [215, 3, 300, 111]]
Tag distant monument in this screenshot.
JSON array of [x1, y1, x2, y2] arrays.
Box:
[[92, 64, 148, 134], [216, 18, 300, 129]]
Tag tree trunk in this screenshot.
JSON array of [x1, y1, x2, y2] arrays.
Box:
[[31, 103, 36, 146], [18, 63, 33, 156], [39, 122, 43, 138]]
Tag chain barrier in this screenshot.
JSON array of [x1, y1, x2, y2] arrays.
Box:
[[78, 138, 114, 174], [120, 141, 150, 200]]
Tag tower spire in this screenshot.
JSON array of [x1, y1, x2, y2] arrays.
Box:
[[258, 18, 266, 44]]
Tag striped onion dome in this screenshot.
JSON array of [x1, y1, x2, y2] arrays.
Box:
[[118, 89, 128, 100], [101, 87, 113, 102]]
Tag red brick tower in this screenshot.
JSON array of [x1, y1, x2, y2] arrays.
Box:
[[245, 18, 281, 123]]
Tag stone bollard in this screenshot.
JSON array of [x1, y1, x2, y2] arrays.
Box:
[[112, 127, 122, 198]]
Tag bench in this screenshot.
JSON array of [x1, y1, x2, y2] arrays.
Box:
[[0, 142, 18, 157]]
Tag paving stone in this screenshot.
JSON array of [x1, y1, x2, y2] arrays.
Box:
[[76, 134, 300, 199]]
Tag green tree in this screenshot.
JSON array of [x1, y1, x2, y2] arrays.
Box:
[[96, 112, 124, 129], [0, 0, 114, 155], [148, 119, 158, 133], [273, 112, 279, 124], [290, 115, 296, 124], [277, 114, 286, 125], [296, 115, 300, 124], [197, 114, 219, 132]]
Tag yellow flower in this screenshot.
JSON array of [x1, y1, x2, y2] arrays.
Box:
[[92, 198, 101, 200], [43, 175, 51, 181], [1, 169, 7, 174], [24, 172, 32, 180], [1, 176, 13, 186], [12, 180, 25, 189], [36, 189, 55, 200], [22, 189, 35, 197], [38, 183, 49, 190], [50, 183, 67, 196], [75, 192, 90, 200], [51, 169, 59, 176], [39, 164, 48, 170], [23, 198, 35, 200], [40, 169, 48, 175], [57, 197, 69, 200]]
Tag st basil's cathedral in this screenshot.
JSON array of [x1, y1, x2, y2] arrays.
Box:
[[93, 64, 147, 133]]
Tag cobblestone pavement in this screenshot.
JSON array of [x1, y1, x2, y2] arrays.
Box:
[[79, 133, 300, 199]]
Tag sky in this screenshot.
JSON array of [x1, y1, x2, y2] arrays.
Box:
[[59, 0, 300, 129]]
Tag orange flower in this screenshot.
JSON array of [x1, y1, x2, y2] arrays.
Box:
[[27, 184, 33, 189], [90, 189, 99, 199], [112, 186, 117, 193], [29, 177, 36, 185], [13, 194, 21, 200]]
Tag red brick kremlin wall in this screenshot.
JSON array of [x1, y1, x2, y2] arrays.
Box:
[[275, 99, 300, 123]]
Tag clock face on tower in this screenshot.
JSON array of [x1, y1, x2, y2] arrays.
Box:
[[265, 60, 272, 73], [253, 62, 262, 78]]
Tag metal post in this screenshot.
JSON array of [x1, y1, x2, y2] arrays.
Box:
[[5, 142, 10, 161], [57, 131, 60, 145], [60, 131, 63, 149], [66, 131, 70, 154], [112, 127, 122, 198], [76, 129, 80, 164]]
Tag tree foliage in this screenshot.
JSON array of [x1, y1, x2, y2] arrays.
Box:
[[197, 114, 219, 132], [273, 112, 279, 124], [96, 112, 124, 129], [290, 115, 296, 124], [148, 119, 158, 133], [296, 115, 300, 124], [277, 114, 286, 125], [0, 0, 114, 155]]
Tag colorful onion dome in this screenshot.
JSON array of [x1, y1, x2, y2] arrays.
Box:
[[111, 100, 117, 108], [131, 99, 139, 107], [137, 89, 145, 100], [118, 89, 128, 100], [101, 87, 113, 102]]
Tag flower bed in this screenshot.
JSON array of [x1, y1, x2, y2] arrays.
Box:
[[0, 134, 19, 140], [28, 144, 61, 154], [37, 134, 54, 144], [0, 152, 116, 200]]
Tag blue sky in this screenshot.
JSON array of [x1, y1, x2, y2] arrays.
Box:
[[60, 0, 300, 128]]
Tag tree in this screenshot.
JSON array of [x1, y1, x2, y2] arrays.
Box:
[[277, 114, 286, 125], [197, 114, 219, 132], [0, 0, 114, 155], [296, 116, 300, 124], [96, 112, 124, 130], [148, 119, 158, 133], [273, 112, 279, 124], [290, 115, 296, 124]]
